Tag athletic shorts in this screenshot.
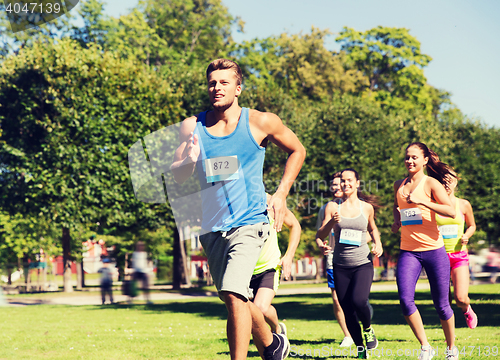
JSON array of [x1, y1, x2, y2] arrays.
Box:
[[448, 250, 469, 270], [249, 267, 282, 298], [200, 222, 270, 301], [326, 268, 335, 289]]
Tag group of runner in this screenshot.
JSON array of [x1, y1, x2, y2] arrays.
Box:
[[314, 143, 478, 360], [170, 58, 478, 360]]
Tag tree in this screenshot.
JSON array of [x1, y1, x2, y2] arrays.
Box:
[[336, 26, 440, 117], [0, 38, 183, 291], [235, 27, 368, 100]]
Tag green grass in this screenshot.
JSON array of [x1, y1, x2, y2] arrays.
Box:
[[0, 284, 498, 359]]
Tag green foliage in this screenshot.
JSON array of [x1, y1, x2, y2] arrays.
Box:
[[139, 0, 242, 64], [1, 7, 499, 278], [0, 38, 184, 268], [337, 26, 442, 117], [236, 27, 368, 100]]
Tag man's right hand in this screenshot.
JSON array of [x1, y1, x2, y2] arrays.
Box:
[[183, 132, 200, 165]]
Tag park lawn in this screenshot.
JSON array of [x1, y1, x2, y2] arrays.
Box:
[[0, 284, 498, 359]]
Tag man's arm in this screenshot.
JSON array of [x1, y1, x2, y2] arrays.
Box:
[[170, 117, 199, 184], [255, 112, 306, 231], [280, 209, 301, 281]]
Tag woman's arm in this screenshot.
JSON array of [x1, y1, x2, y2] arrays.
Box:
[[316, 201, 340, 240], [392, 180, 404, 233], [460, 199, 476, 248], [366, 204, 383, 257], [408, 177, 455, 217]]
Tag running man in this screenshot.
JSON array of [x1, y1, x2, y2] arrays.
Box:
[[436, 174, 477, 328], [171, 59, 306, 360], [250, 194, 301, 358]]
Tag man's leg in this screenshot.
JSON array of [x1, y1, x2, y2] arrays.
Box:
[[254, 287, 279, 333], [224, 292, 256, 360]]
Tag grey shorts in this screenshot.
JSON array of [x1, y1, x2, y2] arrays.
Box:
[[200, 222, 270, 301]]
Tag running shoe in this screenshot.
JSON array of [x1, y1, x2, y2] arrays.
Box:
[[278, 322, 287, 337], [339, 336, 354, 347], [445, 353, 458, 360], [418, 346, 434, 360], [263, 333, 290, 360], [464, 305, 478, 329], [363, 327, 378, 350]]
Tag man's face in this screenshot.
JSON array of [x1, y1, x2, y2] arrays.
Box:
[[330, 177, 343, 199], [207, 69, 241, 111]]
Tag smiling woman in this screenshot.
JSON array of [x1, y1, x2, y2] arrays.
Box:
[[392, 142, 459, 360]]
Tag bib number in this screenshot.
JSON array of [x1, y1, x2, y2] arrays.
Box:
[[339, 229, 362, 246], [439, 224, 459, 239], [204, 156, 239, 182], [401, 207, 423, 226]]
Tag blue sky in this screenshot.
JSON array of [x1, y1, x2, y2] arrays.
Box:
[[96, 0, 500, 128]]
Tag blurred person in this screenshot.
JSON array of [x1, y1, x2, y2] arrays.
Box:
[[485, 247, 500, 283], [436, 174, 477, 328], [98, 258, 114, 305], [132, 241, 152, 304]]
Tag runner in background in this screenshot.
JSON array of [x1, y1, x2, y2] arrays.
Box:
[[317, 169, 383, 359], [250, 194, 301, 357], [436, 174, 477, 328], [392, 142, 457, 360], [315, 172, 354, 348]]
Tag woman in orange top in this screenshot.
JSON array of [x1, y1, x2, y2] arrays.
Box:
[[392, 142, 457, 360]]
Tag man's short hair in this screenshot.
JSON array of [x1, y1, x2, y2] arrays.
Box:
[[206, 59, 243, 85], [331, 171, 342, 181]]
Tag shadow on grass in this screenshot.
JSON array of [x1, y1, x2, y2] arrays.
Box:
[[84, 290, 500, 327]]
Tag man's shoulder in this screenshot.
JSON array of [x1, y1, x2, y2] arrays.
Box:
[[248, 109, 280, 124]]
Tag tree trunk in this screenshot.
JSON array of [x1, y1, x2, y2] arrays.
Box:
[[62, 227, 73, 293], [76, 261, 82, 290], [179, 228, 192, 287], [80, 262, 85, 288], [172, 227, 182, 290]]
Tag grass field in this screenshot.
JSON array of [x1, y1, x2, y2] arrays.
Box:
[[0, 284, 498, 359]]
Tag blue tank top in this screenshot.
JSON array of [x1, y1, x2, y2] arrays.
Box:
[[195, 108, 268, 232]]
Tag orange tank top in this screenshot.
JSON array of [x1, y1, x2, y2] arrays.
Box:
[[397, 176, 444, 251]]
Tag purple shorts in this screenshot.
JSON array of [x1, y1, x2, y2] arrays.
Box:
[[448, 250, 469, 270]]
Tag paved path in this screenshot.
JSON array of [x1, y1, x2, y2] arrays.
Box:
[[4, 282, 431, 307]]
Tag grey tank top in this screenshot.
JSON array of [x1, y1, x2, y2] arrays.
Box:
[[333, 199, 371, 267]]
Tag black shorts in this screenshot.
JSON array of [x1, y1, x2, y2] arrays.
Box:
[[249, 268, 281, 298]]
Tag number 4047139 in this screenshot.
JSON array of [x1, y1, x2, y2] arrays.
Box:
[[450, 346, 498, 357]]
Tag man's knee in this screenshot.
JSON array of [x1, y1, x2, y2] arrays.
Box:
[[222, 291, 248, 309], [253, 300, 270, 315]]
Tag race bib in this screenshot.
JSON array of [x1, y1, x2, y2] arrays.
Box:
[[204, 156, 239, 183], [339, 228, 362, 246], [439, 224, 459, 239], [401, 207, 423, 226]]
